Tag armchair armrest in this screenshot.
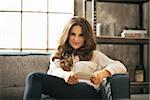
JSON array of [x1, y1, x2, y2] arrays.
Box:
[[99, 74, 130, 100]]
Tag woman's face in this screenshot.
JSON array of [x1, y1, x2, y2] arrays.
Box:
[[69, 25, 85, 50]]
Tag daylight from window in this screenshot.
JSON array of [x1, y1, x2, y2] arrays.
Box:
[[0, 0, 74, 53]]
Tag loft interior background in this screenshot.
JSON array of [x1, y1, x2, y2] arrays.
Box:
[[74, 0, 149, 82], [0, 0, 149, 82]]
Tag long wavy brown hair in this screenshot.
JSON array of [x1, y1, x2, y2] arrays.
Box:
[[52, 16, 96, 71]]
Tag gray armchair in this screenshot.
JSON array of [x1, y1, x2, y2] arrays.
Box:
[[99, 74, 130, 100], [42, 74, 130, 100]]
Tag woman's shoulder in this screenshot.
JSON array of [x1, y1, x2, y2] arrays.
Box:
[[92, 50, 106, 59], [92, 50, 103, 60], [93, 50, 103, 55]]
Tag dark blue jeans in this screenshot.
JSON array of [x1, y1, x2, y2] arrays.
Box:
[[23, 72, 100, 100]]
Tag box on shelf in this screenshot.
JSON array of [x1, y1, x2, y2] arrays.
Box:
[[121, 29, 147, 37]]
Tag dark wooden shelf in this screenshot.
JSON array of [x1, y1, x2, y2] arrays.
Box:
[[96, 36, 149, 45], [96, 36, 149, 66], [131, 82, 150, 85], [130, 82, 150, 94], [87, 0, 149, 4]]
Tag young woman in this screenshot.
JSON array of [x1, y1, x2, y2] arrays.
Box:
[[23, 16, 127, 100]]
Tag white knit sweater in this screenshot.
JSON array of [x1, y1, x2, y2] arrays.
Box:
[[47, 50, 127, 90]]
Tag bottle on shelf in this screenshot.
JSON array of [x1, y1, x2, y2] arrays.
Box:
[[134, 64, 145, 82], [96, 23, 102, 37]]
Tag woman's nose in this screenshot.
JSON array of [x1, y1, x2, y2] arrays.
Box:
[[74, 36, 79, 41]]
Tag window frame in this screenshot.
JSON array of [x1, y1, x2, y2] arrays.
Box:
[[0, 0, 74, 53]]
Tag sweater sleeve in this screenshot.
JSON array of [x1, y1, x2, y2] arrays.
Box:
[[93, 50, 127, 75], [47, 54, 72, 81]]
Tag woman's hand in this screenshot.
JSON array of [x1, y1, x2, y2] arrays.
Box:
[[90, 69, 111, 85], [67, 73, 79, 85], [90, 71, 104, 85]]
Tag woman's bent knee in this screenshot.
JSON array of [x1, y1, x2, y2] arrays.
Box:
[[26, 72, 44, 82]]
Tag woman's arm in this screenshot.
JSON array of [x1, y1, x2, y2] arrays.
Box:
[[93, 50, 127, 75], [91, 50, 127, 85]]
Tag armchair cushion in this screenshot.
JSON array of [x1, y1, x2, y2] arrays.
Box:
[[99, 74, 130, 100]]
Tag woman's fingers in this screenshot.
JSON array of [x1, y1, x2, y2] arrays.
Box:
[[67, 74, 79, 85], [90, 74, 101, 85]]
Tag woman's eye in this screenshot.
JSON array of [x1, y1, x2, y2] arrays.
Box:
[[70, 32, 75, 35], [79, 34, 84, 37]]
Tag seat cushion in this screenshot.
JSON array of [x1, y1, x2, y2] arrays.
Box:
[[0, 54, 50, 99], [1, 87, 24, 100]]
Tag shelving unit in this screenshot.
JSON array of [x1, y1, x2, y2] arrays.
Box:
[[83, 0, 149, 69], [83, 0, 149, 94], [130, 82, 150, 94], [96, 36, 149, 69], [83, 0, 149, 33]]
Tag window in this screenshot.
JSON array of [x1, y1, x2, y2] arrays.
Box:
[[0, 0, 74, 53]]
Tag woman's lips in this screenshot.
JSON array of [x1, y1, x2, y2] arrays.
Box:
[[73, 42, 79, 45]]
